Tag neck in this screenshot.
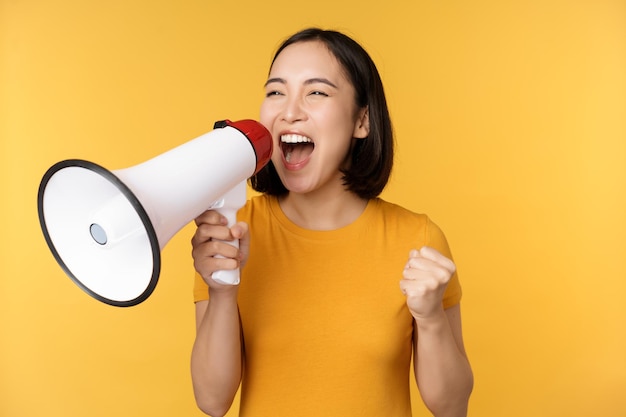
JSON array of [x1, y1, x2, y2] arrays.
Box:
[[278, 188, 368, 231]]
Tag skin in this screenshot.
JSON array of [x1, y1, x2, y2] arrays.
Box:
[[191, 40, 473, 417], [260, 40, 370, 230]]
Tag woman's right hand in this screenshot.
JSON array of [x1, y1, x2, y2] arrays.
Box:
[[191, 211, 246, 416], [191, 210, 250, 289]]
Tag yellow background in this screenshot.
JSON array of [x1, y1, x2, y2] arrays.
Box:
[[2, 0, 625, 416]]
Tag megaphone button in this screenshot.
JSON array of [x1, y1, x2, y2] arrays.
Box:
[[207, 198, 225, 210], [90, 223, 108, 245]]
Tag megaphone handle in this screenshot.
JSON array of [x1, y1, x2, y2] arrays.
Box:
[[210, 181, 247, 285], [211, 209, 240, 285]]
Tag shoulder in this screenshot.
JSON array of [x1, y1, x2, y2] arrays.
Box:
[[371, 198, 429, 228], [371, 199, 450, 249], [373, 198, 424, 217], [238, 194, 274, 222], [374, 200, 462, 307]]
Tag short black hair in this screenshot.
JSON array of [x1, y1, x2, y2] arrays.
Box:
[[250, 28, 394, 200]]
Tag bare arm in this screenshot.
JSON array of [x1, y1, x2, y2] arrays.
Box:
[[413, 304, 473, 417], [400, 247, 473, 416], [190, 211, 248, 417], [191, 297, 242, 417]]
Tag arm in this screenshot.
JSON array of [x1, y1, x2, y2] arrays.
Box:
[[400, 247, 473, 417], [190, 211, 248, 417], [192, 298, 242, 417], [413, 304, 473, 416]]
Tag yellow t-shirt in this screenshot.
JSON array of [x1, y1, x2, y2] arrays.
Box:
[[194, 195, 462, 416]]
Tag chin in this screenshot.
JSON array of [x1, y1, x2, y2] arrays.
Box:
[[280, 178, 317, 195]]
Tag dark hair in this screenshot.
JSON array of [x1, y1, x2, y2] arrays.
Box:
[[250, 28, 394, 200]]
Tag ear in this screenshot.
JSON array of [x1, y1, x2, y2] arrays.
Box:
[[353, 106, 370, 139]]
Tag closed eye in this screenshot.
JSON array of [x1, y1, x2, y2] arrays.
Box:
[[264, 77, 286, 98], [265, 90, 283, 97]]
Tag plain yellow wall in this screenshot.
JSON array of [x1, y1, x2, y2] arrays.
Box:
[[2, 0, 625, 416]]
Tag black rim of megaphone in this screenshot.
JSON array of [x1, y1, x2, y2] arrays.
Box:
[[37, 159, 161, 307]]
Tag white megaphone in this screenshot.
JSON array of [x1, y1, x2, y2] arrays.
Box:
[[37, 119, 272, 307]]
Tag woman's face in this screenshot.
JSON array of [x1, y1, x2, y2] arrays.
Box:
[[260, 40, 369, 196]]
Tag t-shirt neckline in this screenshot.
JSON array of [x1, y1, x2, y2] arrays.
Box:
[[266, 195, 379, 240]]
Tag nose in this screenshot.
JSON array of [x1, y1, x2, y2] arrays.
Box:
[[281, 95, 306, 123]]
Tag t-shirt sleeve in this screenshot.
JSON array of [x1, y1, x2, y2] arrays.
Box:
[[425, 217, 463, 309], [193, 272, 209, 303]]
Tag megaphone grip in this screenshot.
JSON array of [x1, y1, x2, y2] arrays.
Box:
[[209, 181, 246, 285], [211, 212, 240, 285]]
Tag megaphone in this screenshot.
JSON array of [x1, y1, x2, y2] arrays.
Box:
[[37, 119, 272, 307]]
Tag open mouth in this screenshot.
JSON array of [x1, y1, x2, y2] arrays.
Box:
[[281, 134, 315, 165]]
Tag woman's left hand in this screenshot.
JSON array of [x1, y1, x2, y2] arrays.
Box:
[[399, 246, 456, 321]]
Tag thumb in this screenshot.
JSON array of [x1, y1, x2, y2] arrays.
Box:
[[232, 222, 250, 264], [230, 221, 248, 240]]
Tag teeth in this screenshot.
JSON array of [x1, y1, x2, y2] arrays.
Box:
[[281, 134, 312, 144]]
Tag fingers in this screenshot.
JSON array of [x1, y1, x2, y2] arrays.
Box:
[[192, 211, 244, 248], [417, 246, 456, 274], [399, 246, 455, 319], [406, 246, 456, 275], [191, 210, 250, 284], [230, 221, 249, 240], [194, 210, 227, 227], [191, 211, 228, 247], [192, 222, 238, 247], [233, 222, 250, 268]]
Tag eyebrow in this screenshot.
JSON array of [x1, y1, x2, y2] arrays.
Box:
[[264, 77, 338, 89]]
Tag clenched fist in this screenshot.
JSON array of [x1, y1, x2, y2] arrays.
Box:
[[191, 210, 250, 289], [399, 246, 456, 321]]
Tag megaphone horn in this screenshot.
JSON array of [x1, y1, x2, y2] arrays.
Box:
[[37, 119, 272, 307]]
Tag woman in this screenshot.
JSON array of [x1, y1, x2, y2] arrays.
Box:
[[191, 28, 473, 417]]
